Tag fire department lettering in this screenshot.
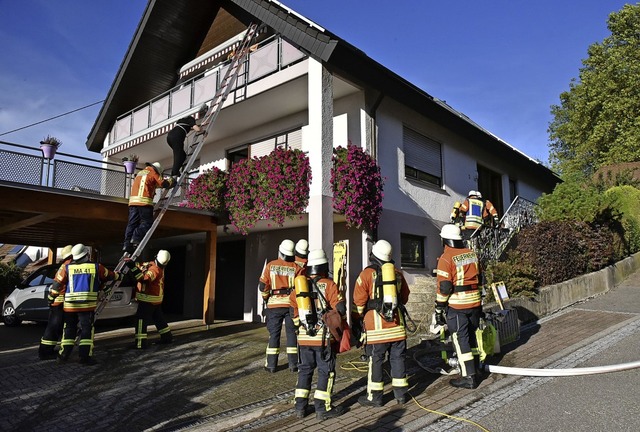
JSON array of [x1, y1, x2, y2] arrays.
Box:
[[71, 267, 94, 275], [451, 252, 478, 267]]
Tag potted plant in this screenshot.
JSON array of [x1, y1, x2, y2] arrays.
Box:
[[122, 154, 139, 174], [39, 135, 62, 159]]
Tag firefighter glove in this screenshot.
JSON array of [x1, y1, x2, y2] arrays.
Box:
[[47, 294, 56, 306], [434, 306, 447, 326]]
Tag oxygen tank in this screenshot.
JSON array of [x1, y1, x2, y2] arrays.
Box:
[[294, 275, 317, 335], [450, 201, 461, 223], [381, 262, 398, 322]]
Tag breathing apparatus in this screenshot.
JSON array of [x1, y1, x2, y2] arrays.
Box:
[[294, 275, 318, 336], [379, 262, 399, 322]]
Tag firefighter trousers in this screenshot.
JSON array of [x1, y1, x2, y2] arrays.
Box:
[[447, 307, 481, 377], [39, 304, 64, 358], [265, 307, 298, 369], [59, 311, 94, 361], [364, 340, 408, 402], [134, 301, 172, 349], [295, 345, 336, 412]]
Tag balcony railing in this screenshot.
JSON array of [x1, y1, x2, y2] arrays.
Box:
[[0, 140, 195, 205], [110, 34, 306, 145]]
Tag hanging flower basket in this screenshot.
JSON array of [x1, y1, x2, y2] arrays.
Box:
[[123, 160, 136, 174]]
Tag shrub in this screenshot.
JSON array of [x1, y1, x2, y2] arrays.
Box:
[[0, 262, 23, 300], [331, 144, 384, 234], [484, 252, 537, 298], [184, 167, 228, 212], [604, 185, 640, 255]]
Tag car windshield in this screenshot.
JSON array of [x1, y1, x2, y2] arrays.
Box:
[[22, 265, 58, 288]]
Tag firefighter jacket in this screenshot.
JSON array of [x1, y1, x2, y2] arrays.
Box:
[[353, 265, 410, 344], [294, 256, 307, 272], [459, 198, 499, 229], [289, 276, 345, 347], [436, 245, 481, 310], [128, 166, 169, 207], [259, 258, 303, 309], [54, 262, 117, 312], [135, 261, 165, 305], [50, 257, 73, 307]]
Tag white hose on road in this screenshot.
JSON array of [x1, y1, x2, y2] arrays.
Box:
[[485, 360, 640, 377]]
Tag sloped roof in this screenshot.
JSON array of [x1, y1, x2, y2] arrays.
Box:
[[87, 0, 559, 188]]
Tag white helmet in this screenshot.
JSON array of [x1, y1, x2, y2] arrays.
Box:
[[475, 190, 482, 199], [61, 244, 73, 260], [295, 239, 308, 256], [307, 249, 328, 266], [279, 239, 295, 257], [156, 250, 171, 266], [148, 162, 163, 174], [371, 240, 392, 262], [468, 190, 477, 197], [71, 243, 88, 260], [440, 224, 462, 241]]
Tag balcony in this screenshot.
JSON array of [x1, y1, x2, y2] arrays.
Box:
[[105, 34, 307, 156]]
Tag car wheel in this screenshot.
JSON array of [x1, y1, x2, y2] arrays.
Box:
[[2, 302, 21, 327]]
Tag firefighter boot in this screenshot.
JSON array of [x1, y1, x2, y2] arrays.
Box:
[[394, 389, 408, 405], [316, 405, 345, 421], [294, 399, 312, 419], [358, 391, 383, 407], [450, 374, 478, 389]]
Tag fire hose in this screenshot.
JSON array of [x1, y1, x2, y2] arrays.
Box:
[[484, 360, 640, 377]]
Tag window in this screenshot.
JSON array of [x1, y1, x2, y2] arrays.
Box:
[[403, 126, 442, 187], [509, 178, 518, 203], [400, 234, 425, 268], [226, 145, 248, 171], [250, 128, 302, 158]]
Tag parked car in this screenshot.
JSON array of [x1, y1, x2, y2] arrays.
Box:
[[2, 264, 137, 326]]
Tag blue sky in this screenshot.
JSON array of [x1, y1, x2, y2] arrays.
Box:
[[0, 0, 632, 165]]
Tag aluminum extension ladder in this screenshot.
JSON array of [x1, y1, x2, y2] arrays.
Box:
[[94, 23, 260, 321]]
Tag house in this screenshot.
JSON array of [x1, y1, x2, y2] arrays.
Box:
[[86, 0, 560, 324]]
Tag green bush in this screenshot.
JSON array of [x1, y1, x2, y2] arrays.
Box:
[[604, 185, 640, 255], [484, 252, 537, 298], [0, 262, 23, 300]]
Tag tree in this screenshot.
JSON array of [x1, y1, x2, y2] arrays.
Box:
[[548, 4, 640, 177]]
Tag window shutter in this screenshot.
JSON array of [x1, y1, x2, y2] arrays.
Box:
[[403, 127, 442, 178]]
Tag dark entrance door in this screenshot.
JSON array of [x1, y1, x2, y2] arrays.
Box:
[[215, 240, 246, 320], [163, 246, 185, 317], [477, 164, 504, 215]]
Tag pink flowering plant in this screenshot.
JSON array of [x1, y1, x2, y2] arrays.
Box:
[[225, 148, 311, 234], [183, 167, 228, 211], [331, 144, 384, 234]]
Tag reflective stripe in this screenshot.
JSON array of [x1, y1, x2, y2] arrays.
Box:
[[436, 293, 450, 303], [265, 347, 279, 355], [158, 326, 171, 335], [286, 346, 298, 355], [137, 293, 163, 303], [314, 390, 331, 401], [267, 296, 291, 307], [369, 381, 384, 391], [436, 269, 449, 278], [392, 377, 408, 387], [40, 338, 57, 346], [295, 388, 309, 399], [365, 325, 407, 343]]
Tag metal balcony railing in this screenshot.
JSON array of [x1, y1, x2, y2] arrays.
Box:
[[110, 33, 306, 145], [0, 140, 195, 205], [469, 196, 538, 266]]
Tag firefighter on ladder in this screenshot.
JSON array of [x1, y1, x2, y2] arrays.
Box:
[[258, 239, 303, 373], [123, 162, 175, 254], [290, 249, 346, 421], [435, 224, 483, 389], [124, 250, 173, 349], [52, 244, 120, 365], [38, 244, 73, 360], [354, 240, 411, 407]]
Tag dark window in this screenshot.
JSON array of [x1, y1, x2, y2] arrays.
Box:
[[509, 178, 518, 203], [400, 233, 425, 268], [403, 126, 442, 187], [226, 146, 248, 171]]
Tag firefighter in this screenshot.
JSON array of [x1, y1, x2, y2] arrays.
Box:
[[125, 250, 173, 349], [435, 224, 483, 389], [458, 190, 499, 234], [122, 162, 175, 254], [354, 240, 411, 407], [258, 239, 303, 372], [294, 239, 308, 271], [38, 244, 73, 360], [53, 244, 120, 365], [290, 249, 346, 420]]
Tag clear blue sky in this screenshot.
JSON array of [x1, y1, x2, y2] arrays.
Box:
[[0, 0, 632, 165]]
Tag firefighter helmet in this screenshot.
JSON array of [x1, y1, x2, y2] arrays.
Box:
[[475, 191, 483, 199], [307, 249, 328, 276], [372, 240, 392, 262], [279, 239, 295, 257], [61, 244, 73, 260], [146, 162, 163, 175], [156, 250, 171, 266], [468, 190, 478, 197], [295, 239, 308, 257], [71, 243, 88, 260], [440, 224, 462, 241]]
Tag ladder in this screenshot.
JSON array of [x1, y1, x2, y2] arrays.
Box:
[[94, 23, 260, 321]]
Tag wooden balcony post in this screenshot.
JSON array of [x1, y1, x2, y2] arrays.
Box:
[[203, 229, 217, 324]]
